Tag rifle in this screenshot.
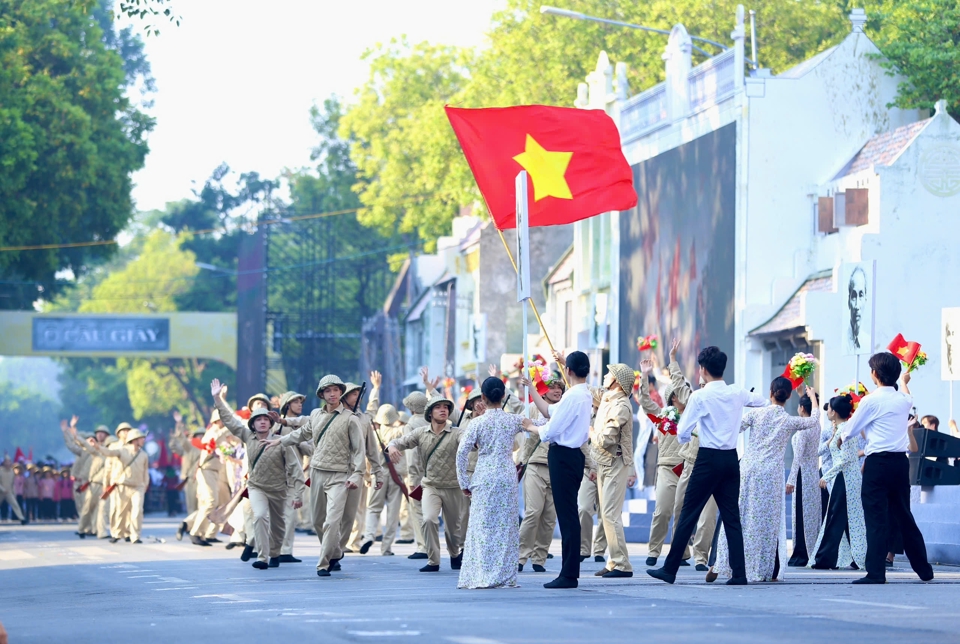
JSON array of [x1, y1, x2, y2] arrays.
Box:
[[372, 418, 411, 501], [455, 399, 469, 427]]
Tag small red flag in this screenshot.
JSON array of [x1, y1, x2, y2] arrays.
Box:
[[781, 365, 804, 390], [445, 105, 637, 229], [887, 334, 921, 365]]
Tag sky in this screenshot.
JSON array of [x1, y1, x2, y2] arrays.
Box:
[[125, 0, 504, 213]]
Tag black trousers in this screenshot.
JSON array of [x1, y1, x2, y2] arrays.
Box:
[[549, 444, 585, 580], [812, 473, 850, 569], [788, 469, 809, 567], [861, 452, 932, 581], [819, 468, 829, 521], [664, 447, 745, 577]]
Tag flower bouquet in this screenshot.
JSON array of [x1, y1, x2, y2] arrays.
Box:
[[527, 360, 549, 396], [908, 351, 928, 373], [633, 370, 641, 392], [636, 335, 659, 352], [783, 352, 818, 389], [646, 406, 681, 436], [835, 382, 869, 412]]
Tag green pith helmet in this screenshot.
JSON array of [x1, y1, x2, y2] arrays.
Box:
[[247, 407, 273, 430], [424, 396, 454, 422], [316, 375, 346, 398], [374, 404, 400, 427], [402, 391, 428, 415], [246, 393, 271, 411], [115, 422, 133, 435], [279, 391, 306, 416]]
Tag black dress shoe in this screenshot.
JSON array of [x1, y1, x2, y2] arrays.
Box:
[[252, 561, 268, 570], [21, 519, 29, 525], [920, 570, 934, 582], [132, 539, 143, 544], [678, 559, 691, 566], [240, 545, 255, 562], [191, 535, 211, 547], [594, 568, 610, 577], [360, 540, 374, 555], [451, 553, 463, 570], [408, 552, 428, 560], [330, 559, 342, 571], [375, 535, 383, 542], [543, 576, 577, 589], [278, 555, 301, 563], [645, 556, 658, 566], [76, 532, 85, 539], [726, 577, 748, 585], [518, 563, 524, 572], [603, 569, 633, 578], [594, 555, 605, 563], [109, 537, 120, 544], [268, 557, 280, 568], [696, 564, 709, 572], [124, 537, 131, 542], [885, 560, 894, 568], [532, 564, 546, 573], [705, 569, 719, 583], [852, 576, 885, 584], [546, 553, 554, 559], [176, 522, 187, 541], [317, 569, 331, 577], [395, 539, 414, 544], [225, 542, 238, 550], [646, 568, 676, 584], [579, 555, 588, 562], [420, 564, 440, 572], [206, 538, 222, 543]]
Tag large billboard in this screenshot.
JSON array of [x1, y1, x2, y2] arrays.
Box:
[[619, 123, 737, 379]]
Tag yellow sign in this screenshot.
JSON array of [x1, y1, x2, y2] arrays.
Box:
[[0, 312, 237, 368]]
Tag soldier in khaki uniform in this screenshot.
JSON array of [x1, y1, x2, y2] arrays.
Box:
[[387, 396, 465, 572], [78, 427, 150, 543], [104, 423, 133, 541], [269, 375, 365, 577], [89, 431, 113, 538], [517, 376, 565, 572], [360, 404, 406, 555], [0, 455, 26, 524], [339, 375, 384, 553], [590, 364, 637, 578], [169, 412, 204, 518], [395, 410, 416, 544], [61, 419, 91, 535], [188, 410, 231, 546], [276, 390, 311, 562], [401, 391, 430, 560], [637, 342, 696, 567], [212, 380, 305, 569]]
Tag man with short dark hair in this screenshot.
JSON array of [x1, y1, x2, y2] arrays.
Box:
[[920, 415, 940, 432], [522, 350, 594, 589], [648, 346, 767, 585], [840, 352, 933, 584]]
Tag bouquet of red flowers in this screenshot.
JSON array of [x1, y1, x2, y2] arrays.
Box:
[[782, 352, 818, 389], [636, 335, 659, 352]]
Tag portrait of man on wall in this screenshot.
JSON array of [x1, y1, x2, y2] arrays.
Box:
[[841, 262, 874, 356]]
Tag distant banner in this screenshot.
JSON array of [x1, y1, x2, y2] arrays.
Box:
[[32, 317, 170, 352]]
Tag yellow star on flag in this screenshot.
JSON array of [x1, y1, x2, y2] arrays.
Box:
[[897, 347, 910, 358], [513, 134, 573, 201]]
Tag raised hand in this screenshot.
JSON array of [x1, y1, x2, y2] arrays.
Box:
[[60, 419, 68, 432], [640, 359, 654, 376], [552, 350, 566, 367], [805, 385, 818, 402], [370, 370, 382, 388], [488, 363, 501, 378], [420, 366, 430, 387], [70, 415, 79, 428], [670, 338, 680, 360], [261, 437, 282, 450], [210, 378, 223, 398], [268, 411, 282, 425]]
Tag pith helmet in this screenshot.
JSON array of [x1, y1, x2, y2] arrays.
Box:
[[94, 425, 110, 435], [115, 422, 134, 435], [209, 408, 221, 424], [343, 382, 363, 397], [191, 426, 206, 436], [465, 388, 483, 405], [104, 436, 118, 446], [316, 375, 346, 398], [247, 407, 273, 429], [424, 396, 455, 422], [398, 411, 411, 424], [608, 363, 636, 397], [279, 391, 306, 416], [402, 391, 428, 415], [246, 393, 271, 410], [125, 429, 147, 443], [374, 404, 400, 427]]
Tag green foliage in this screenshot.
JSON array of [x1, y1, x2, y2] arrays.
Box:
[[341, 0, 851, 243], [865, 0, 960, 117], [0, 380, 65, 461], [0, 0, 153, 309], [117, 0, 180, 37]]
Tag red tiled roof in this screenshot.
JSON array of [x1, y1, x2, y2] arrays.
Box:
[[835, 119, 931, 179]]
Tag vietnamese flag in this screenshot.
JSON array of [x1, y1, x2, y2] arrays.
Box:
[[445, 105, 637, 229], [781, 364, 804, 390], [888, 334, 921, 365]]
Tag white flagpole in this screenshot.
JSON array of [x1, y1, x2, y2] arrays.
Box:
[[516, 171, 531, 405]]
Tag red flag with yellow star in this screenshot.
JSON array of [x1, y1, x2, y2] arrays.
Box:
[[887, 333, 921, 365], [445, 105, 637, 229]]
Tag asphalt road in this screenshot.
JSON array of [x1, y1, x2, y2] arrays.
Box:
[[2, 516, 959, 643]]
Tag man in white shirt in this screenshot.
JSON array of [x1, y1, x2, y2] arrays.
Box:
[[648, 346, 766, 585], [522, 351, 594, 589], [840, 352, 933, 584]]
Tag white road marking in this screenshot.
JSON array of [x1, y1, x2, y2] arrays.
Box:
[[192, 593, 261, 603], [347, 632, 420, 637], [0, 550, 35, 561], [127, 575, 161, 578], [447, 638, 506, 644], [154, 587, 199, 591], [823, 598, 925, 610]]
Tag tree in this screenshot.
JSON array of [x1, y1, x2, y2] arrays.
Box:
[[341, 0, 851, 243], [0, 381, 63, 462], [0, 0, 153, 309], [864, 0, 960, 117]]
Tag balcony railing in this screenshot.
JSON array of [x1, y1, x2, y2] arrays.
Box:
[[688, 49, 736, 112], [620, 84, 668, 141]]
